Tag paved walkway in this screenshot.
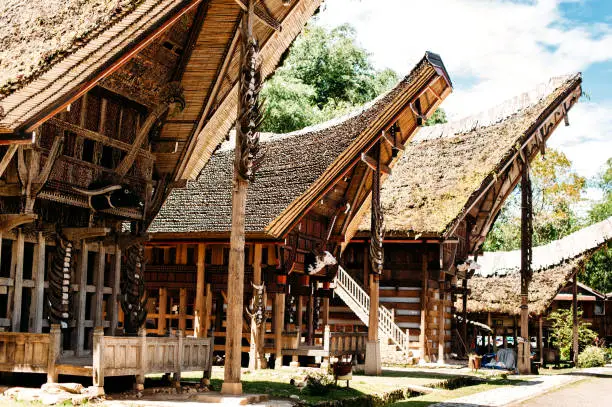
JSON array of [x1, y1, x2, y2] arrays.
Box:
[[516, 375, 612, 407], [432, 367, 612, 407]]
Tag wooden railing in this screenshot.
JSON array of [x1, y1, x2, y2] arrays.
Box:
[[93, 327, 214, 389], [0, 325, 61, 382], [323, 325, 367, 357], [334, 266, 412, 357]]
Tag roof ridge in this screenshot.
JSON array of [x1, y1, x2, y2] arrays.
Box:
[[413, 73, 581, 143]]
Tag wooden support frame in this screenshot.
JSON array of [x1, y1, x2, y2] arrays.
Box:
[[10, 230, 25, 332], [0, 145, 18, 177]]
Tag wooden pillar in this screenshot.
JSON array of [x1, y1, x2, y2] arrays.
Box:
[[109, 245, 121, 335], [93, 244, 106, 327], [437, 276, 446, 364], [419, 253, 429, 361], [10, 229, 25, 331], [179, 288, 187, 332], [365, 273, 381, 375], [249, 244, 266, 370], [274, 293, 285, 369], [322, 297, 330, 327], [194, 244, 207, 337], [462, 278, 468, 348], [538, 315, 544, 365], [47, 324, 61, 383], [158, 288, 167, 335], [75, 242, 89, 355], [307, 292, 314, 346], [572, 277, 578, 365], [296, 295, 303, 341], [32, 232, 46, 333], [204, 284, 212, 336]]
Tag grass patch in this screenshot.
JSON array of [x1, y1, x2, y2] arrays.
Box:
[[392, 377, 529, 406]]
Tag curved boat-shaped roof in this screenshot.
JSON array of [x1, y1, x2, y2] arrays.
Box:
[[149, 52, 452, 237], [359, 74, 582, 236], [459, 216, 612, 316]]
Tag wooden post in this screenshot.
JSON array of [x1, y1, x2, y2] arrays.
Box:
[[92, 327, 105, 391], [158, 288, 167, 335], [179, 289, 187, 332], [296, 295, 303, 342], [462, 278, 468, 349], [47, 324, 61, 383], [76, 242, 88, 356], [135, 327, 146, 391], [194, 244, 206, 337], [322, 297, 330, 327], [110, 245, 121, 335], [204, 284, 212, 336], [307, 292, 314, 346], [438, 277, 446, 364], [10, 229, 25, 331], [32, 232, 46, 333], [538, 315, 544, 365], [365, 273, 381, 375], [94, 245, 106, 327], [174, 330, 184, 386], [487, 312, 493, 352], [274, 293, 285, 369], [419, 253, 429, 362], [248, 244, 266, 370], [572, 277, 578, 366]]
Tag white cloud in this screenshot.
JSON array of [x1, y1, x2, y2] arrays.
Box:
[[316, 0, 612, 178]]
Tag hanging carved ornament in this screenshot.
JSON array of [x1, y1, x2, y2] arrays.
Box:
[[313, 297, 321, 330], [305, 251, 337, 276], [247, 282, 267, 327], [236, 22, 264, 181], [73, 182, 143, 211], [370, 144, 385, 274], [48, 231, 73, 327], [285, 294, 296, 325], [121, 244, 148, 334], [520, 165, 533, 295]]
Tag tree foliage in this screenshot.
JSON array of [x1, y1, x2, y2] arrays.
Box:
[[483, 149, 586, 251], [581, 158, 612, 293], [547, 307, 597, 360], [260, 23, 398, 133]]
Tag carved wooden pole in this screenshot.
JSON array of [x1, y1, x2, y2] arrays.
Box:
[[223, 0, 262, 394], [519, 162, 533, 374], [365, 141, 383, 375]]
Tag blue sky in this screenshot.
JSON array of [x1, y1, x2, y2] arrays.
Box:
[[317, 0, 612, 187]]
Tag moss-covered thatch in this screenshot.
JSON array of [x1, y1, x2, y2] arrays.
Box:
[[360, 75, 581, 236], [458, 217, 612, 316], [0, 0, 143, 99]]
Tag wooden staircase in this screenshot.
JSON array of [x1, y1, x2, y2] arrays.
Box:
[[333, 267, 418, 360]]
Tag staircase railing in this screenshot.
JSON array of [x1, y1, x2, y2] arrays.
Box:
[[334, 266, 411, 357]]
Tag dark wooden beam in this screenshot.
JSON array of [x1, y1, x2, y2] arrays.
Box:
[[361, 152, 391, 175], [0, 145, 18, 177], [0, 214, 38, 233]]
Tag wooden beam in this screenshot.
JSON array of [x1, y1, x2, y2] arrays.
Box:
[[420, 253, 429, 362], [115, 104, 168, 176], [0, 214, 37, 233], [233, 0, 281, 31], [274, 292, 285, 369], [179, 288, 187, 332], [361, 152, 391, 175], [0, 145, 18, 178], [572, 277, 578, 366], [31, 135, 64, 195], [438, 276, 446, 364], [63, 227, 110, 242], [158, 288, 168, 335]]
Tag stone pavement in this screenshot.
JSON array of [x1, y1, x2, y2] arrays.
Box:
[[431, 367, 612, 407]]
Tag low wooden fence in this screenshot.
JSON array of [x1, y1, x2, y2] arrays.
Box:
[[0, 325, 61, 382], [0, 325, 213, 391], [324, 326, 367, 357]]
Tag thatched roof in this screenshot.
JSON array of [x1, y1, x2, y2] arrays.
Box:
[[359, 74, 582, 236], [149, 53, 447, 237], [458, 217, 612, 316]]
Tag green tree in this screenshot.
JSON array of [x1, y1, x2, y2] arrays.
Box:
[[425, 108, 447, 126], [547, 307, 597, 360], [260, 23, 398, 133], [580, 158, 612, 293], [483, 149, 586, 251]]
